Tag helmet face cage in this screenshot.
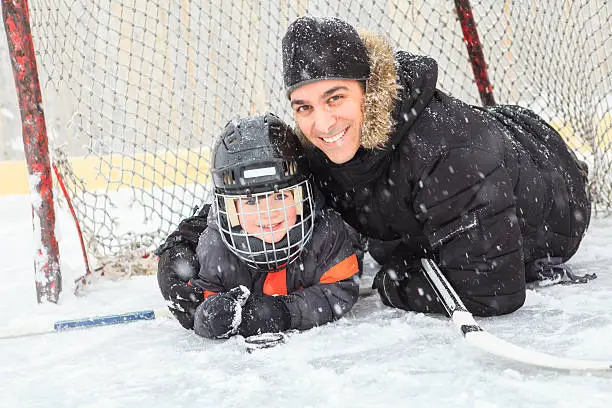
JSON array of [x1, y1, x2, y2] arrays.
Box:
[[216, 179, 315, 271]]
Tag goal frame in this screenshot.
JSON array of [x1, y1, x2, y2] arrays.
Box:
[[3, 0, 61, 303], [8, 0, 599, 303]]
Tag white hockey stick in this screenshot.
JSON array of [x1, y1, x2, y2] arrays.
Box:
[[420, 258, 612, 371], [0, 308, 172, 340]]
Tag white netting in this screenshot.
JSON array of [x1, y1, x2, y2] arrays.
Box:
[[18, 0, 611, 265]]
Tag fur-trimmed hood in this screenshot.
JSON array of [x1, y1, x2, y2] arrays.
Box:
[[358, 31, 401, 149], [295, 31, 439, 151]]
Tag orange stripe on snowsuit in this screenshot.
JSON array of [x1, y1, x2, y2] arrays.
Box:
[[203, 290, 217, 300], [319, 254, 359, 284], [188, 280, 217, 300], [263, 269, 288, 296]]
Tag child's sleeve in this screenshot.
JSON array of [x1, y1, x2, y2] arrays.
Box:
[[283, 208, 361, 331], [155, 204, 211, 330], [191, 227, 236, 298]]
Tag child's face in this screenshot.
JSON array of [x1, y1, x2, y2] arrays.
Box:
[[236, 190, 297, 244]]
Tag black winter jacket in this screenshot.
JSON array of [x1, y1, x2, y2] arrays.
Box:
[[191, 205, 360, 331], [305, 34, 591, 316]]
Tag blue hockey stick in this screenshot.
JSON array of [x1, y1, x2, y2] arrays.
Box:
[[0, 308, 171, 339], [0, 283, 377, 343]]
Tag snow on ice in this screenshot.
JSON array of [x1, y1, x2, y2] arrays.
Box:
[[1, 193, 611, 407]]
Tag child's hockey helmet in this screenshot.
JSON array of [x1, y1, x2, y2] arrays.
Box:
[[212, 113, 315, 271]]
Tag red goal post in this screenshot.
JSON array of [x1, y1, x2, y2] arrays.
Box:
[[2, 0, 610, 301]]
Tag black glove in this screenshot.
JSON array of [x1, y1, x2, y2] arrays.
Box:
[[373, 259, 445, 314], [155, 204, 211, 330], [194, 286, 250, 339], [238, 294, 292, 338], [157, 244, 203, 330]]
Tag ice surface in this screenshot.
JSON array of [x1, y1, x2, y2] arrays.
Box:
[[1, 193, 611, 408]]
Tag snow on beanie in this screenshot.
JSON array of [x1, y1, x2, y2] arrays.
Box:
[[282, 16, 370, 97]]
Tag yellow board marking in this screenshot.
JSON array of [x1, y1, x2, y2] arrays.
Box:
[[548, 120, 592, 156], [0, 161, 29, 196], [0, 150, 211, 196]]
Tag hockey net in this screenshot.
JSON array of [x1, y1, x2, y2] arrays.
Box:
[[12, 0, 612, 273]]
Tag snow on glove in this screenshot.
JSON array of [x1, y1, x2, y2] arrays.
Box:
[[238, 294, 292, 338], [194, 286, 251, 339], [157, 244, 203, 330]]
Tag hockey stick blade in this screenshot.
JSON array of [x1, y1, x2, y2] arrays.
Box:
[[242, 285, 375, 353], [0, 308, 172, 340], [420, 258, 612, 371], [244, 332, 288, 353]]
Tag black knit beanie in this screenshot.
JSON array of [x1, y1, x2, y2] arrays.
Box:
[[282, 16, 370, 97]]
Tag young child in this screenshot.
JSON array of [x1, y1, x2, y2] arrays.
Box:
[[157, 113, 361, 339]]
